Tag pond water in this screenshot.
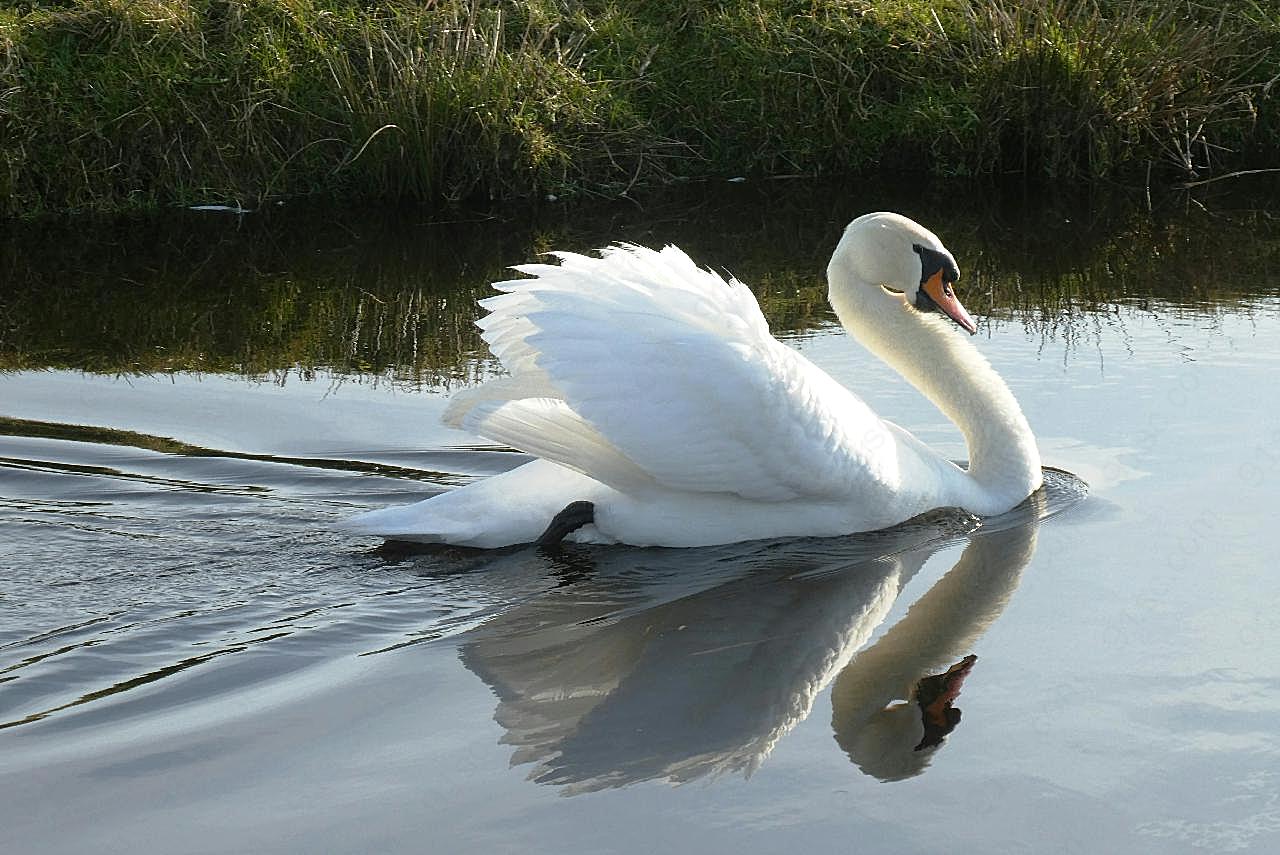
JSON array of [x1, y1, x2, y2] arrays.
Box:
[[2, 180, 1279, 854]]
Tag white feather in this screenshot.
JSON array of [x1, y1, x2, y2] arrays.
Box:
[[459, 243, 896, 503]]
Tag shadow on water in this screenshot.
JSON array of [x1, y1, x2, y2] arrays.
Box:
[[2, 176, 1278, 384], [431, 469, 1087, 792]]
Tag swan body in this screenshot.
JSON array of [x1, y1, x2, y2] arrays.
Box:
[[346, 212, 1042, 547]]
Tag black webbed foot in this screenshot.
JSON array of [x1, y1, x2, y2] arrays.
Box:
[[536, 501, 595, 547]]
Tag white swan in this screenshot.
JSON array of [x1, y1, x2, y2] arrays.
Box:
[[346, 212, 1042, 547]]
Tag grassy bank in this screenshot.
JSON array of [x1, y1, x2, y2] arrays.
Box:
[[2, 1, 1278, 217]]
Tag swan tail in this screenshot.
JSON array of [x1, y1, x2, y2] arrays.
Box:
[[343, 496, 479, 544], [343, 459, 611, 548]]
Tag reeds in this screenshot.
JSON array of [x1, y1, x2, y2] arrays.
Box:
[[0, 1, 661, 215], [1, 1, 1277, 217], [954, 0, 1273, 178]]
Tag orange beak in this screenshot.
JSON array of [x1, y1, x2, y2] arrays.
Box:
[[923, 270, 977, 335]]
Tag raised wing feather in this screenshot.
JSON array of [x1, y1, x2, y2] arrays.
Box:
[[447, 244, 897, 502]]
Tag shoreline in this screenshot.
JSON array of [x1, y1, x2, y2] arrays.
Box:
[[3, 1, 1278, 219]]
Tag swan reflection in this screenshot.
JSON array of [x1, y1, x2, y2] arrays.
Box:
[[830, 516, 1042, 781], [457, 471, 1082, 792]]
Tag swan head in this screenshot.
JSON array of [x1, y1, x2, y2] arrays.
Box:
[[828, 212, 976, 335], [837, 654, 977, 782]]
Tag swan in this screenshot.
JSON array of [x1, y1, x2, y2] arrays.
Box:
[[346, 212, 1043, 547]]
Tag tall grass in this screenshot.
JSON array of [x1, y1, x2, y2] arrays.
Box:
[[1, 1, 1277, 217], [955, 1, 1273, 178], [0, 1, 662, 214]]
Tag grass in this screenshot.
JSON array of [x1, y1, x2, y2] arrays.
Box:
[[1, 1, 1279, 216]]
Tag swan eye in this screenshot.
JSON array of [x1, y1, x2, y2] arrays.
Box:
[[913, 244, 949, 284]]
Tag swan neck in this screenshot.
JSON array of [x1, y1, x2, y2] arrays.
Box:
[[828, 272, 1041, 513]]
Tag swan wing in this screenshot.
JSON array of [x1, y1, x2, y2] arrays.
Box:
[[447, 244, 899, 502]]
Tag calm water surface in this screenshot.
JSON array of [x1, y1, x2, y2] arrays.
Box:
[[2, 182, 1279, 853]]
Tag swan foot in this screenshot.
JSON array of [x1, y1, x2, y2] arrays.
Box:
[[536, 501, 595, 547]]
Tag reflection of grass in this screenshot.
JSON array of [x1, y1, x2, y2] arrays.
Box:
[[0, 208, 505, 384], [2, 2, 1278, 216], [1, 180, 1278, 381]]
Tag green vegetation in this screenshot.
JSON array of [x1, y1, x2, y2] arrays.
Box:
[[2, 1, 1278, 217], [2, 179, 1277, 380]]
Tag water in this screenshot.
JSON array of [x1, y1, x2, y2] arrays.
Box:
[[2, 181, 1279, 853]]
